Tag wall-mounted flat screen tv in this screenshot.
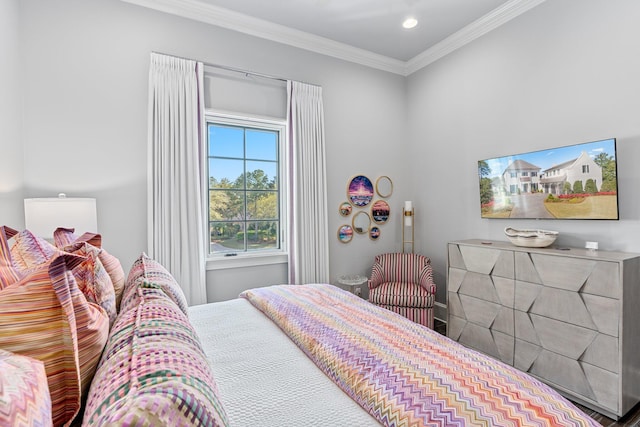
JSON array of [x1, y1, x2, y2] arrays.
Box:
[[478, 138, 618, 220]]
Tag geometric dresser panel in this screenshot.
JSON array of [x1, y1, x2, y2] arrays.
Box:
[[447, 239, 640, 420]]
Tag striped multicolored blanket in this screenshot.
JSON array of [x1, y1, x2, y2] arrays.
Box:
[[241, 284, 600, 427]]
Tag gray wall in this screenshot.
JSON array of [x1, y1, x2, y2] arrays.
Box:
[[13, 0, 408, 301], [407, 0, 640, 303], [10, 0, 640, 305]]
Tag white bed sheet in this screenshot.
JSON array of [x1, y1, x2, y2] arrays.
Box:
[[189, 298, 381, 427]]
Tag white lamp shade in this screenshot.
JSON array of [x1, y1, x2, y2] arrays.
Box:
[[24, 197, 97, 238], [403, 201, 413, 226]]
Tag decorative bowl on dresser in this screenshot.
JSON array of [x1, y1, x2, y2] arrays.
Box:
[[504, 227, 559, 248]]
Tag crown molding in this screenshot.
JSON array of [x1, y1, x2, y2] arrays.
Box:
[[406, 0, 547, 75], [122, 0, 546, 76]]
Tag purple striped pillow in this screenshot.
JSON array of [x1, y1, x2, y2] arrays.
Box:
[[121, 253, 189, 315], [83, 281, 229, 426]]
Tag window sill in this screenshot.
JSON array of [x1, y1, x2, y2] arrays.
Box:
[[206, 252, 288, 271]]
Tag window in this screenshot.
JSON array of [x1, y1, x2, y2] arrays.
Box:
[[510, 172, 517, 178], [207, 114, 286, 256], [521, 172, 529, 177], [582, 165, 590, 173]]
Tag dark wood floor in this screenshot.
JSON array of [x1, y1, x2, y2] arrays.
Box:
[[574, 401, 640, 426], [432, 319, 640, 426]]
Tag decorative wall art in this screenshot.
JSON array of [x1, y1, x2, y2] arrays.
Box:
[[338, 175, 393, 243], [370, 226, 381, 240], [347, 175, 374, 207], [339, 202, 352, 216], [338, 225, 353, 243], [371, 200, 390, 224]]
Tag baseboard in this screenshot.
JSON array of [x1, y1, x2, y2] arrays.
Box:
[[434, 301, 447, 323]]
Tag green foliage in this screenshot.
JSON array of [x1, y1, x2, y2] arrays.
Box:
[[236, 229, 276, 242], [209, 168, 280, 252], [601, 160, 617, 192], [546, 194, 559, 203], [478, 160, 491, 178], [563, 182, 572, 195], [572, 180, 583, 194], [594, 152, 617, 192], [479, 177, 493, 205], [593, 152, 610, 168], [584, 179, 598, 194], [600, 178, 617, 192]]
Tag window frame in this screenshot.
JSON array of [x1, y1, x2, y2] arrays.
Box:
[[204, 111, 289, 269]]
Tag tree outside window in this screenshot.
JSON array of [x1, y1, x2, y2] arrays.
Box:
[[207, 120, 283, 255]]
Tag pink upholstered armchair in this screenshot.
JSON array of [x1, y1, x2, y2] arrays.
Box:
[[367, 253, 436, 329]]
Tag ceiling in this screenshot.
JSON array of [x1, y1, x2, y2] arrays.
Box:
[[123, 0, 546, 75], [196, 0, 511, 62]]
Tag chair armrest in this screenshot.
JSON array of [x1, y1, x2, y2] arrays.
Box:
[[418, 263, 436, 294], [368, 262, 384, 289]]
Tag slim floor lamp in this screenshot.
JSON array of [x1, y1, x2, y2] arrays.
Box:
[[402, 201, 414, 253]]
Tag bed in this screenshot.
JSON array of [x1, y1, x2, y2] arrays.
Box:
[[189, 283, 600, 427]]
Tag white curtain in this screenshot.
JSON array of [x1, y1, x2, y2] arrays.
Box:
[[287, 81, 330, 284], [147, 53, 207, 305]]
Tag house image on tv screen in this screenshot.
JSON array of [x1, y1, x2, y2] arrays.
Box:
[[502, 151, 602, 195], [539, 151, 602, 195], [501, 159, 541, 194], [479, 138, 618, 220]]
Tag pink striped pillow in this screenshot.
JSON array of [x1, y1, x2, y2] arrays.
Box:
[[0, 226, 23, 289], [0, 252, 109, 426], [0, 349, 52, 426], [9, 229, 58, 272], [11, 229, 117, 328], [0, 255, 84, 426], [54, 228, 125, 309], [59, 241, 117, 328]]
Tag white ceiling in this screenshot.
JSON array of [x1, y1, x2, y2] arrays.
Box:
[[123, 0, 546, 75], [196, 0, 510, 62]]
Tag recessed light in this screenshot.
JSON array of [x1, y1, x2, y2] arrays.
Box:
[[402, 17, 418, 29]]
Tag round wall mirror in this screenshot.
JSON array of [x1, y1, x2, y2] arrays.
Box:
[[338, 225, 353, 243], [375, 176, 393, 198], [352, 211, 371, 234], [371, 200, 390, 224], [339, 201, 352, 217]]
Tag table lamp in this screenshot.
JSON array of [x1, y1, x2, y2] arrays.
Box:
[[24, 193, 97, 238]]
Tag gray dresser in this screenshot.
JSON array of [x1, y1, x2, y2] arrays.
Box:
[[447, 239, 640, 419]]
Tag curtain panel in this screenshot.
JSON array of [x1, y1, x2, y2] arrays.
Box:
[[147, 53, 207, 306], [287, 81, 330, 284]]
